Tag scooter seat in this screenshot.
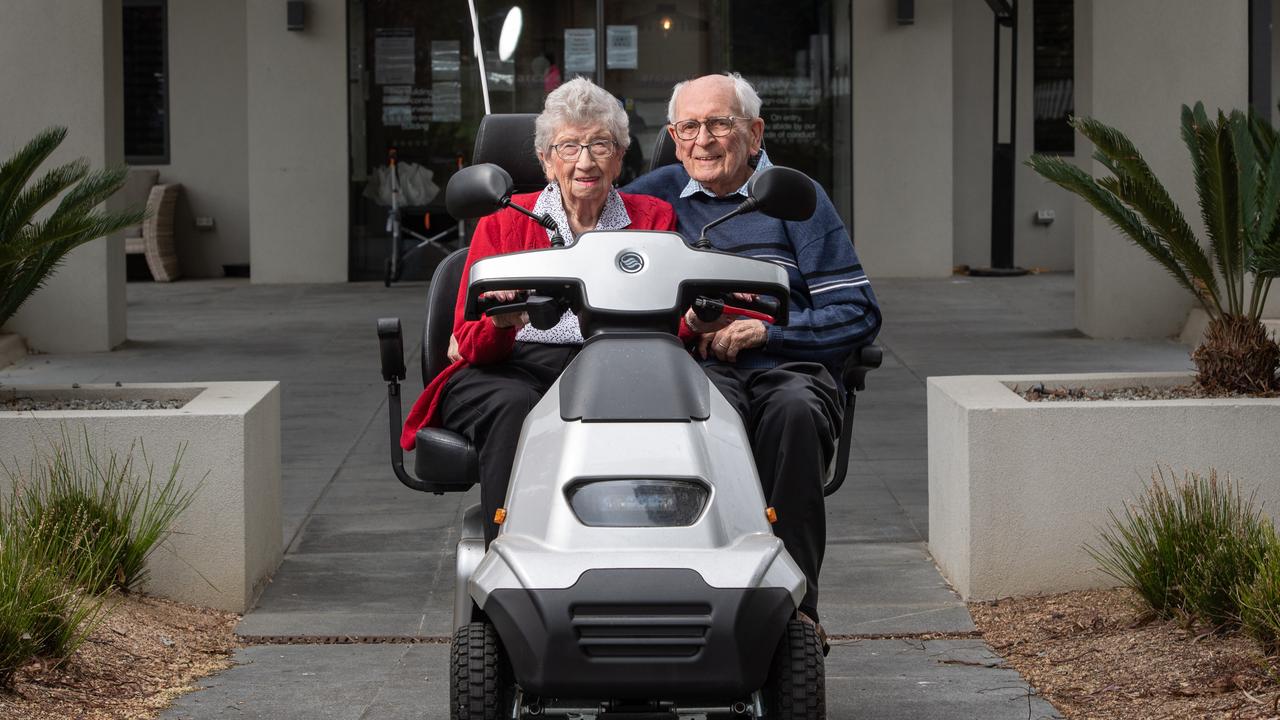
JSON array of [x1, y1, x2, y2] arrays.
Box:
[[413, 427, 479, 492]]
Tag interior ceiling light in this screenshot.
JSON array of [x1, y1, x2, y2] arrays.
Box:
[[661, 16, 673, 31], [499, 6, 522, 62]]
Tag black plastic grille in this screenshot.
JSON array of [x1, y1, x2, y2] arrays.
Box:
[[571, 603, 712, 658]]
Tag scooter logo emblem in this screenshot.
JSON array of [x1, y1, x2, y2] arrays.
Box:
[[617, 251, 645, 274]]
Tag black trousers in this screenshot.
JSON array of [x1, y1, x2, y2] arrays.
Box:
[[703, 362, 842, 623], [439, 342, 580, 543]]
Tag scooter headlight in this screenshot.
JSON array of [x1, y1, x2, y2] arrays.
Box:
[[566, 479, 709, 527]]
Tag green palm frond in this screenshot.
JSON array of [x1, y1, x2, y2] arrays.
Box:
[[0, 160, 88, 267], [1027, 153, 1210, 310], [1183, 103, 1243, 315], [0, 127, 146, 327], [0, 127, 67, 217], [1071, 115, 1220, 308]]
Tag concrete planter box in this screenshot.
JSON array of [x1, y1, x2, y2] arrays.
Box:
[[0, 382, 281, 613], [928, 372, 1280, 601]]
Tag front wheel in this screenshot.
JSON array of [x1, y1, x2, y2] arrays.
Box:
[[450, 621, 513, 720], [763, 617, 826, 719]]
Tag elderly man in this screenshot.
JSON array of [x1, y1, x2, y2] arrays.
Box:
[[625, 73, 881, 648]]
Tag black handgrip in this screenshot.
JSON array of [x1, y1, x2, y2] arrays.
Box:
[[745, 295, 780, 319], [475, 290, 529, 314], [377, 317, 406, 382]]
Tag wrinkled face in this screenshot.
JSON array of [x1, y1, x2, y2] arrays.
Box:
[[668, 76, 764, 197], [538, 123, 623, 210]]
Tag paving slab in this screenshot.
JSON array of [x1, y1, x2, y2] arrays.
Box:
[[161, 640, 1059, 719]]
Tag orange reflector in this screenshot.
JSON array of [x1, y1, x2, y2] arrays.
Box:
[[766, 507, 778, 524], [494, 508, 507, 525]]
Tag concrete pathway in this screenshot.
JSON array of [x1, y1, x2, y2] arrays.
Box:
[[2, 272, 1192, 718]]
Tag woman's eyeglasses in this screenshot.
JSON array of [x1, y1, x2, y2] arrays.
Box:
[[671, 116, 748, 140], [549, 140, 617, 161]]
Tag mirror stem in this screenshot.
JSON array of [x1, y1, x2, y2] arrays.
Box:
[[500, 199, 561, 245], [694, 198, 757, 249]]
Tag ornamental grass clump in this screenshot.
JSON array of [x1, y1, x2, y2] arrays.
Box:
[[6, 429, 200, 594], [1238, 525, 1280, 653], [0, 490, 114, 688], [1028, 104, 1280, 393], [1087, 468, 1271, 628]]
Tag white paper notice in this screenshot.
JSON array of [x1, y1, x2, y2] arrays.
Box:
[[375, 28, 415, 85], [564, 28, 596, 73], [606, 26, 637, 69]]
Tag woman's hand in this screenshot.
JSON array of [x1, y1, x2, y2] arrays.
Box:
[[697, 319, 767, 362], [480, 290, 529, 329], [446, 334, 462, 363]]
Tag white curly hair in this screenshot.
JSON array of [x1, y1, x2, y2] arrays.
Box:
[[534, 77, 631, 153]]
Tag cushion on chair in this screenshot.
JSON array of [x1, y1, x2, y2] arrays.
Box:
[[413, 427, 479, 491]]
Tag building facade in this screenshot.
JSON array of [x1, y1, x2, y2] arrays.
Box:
[[0, 0, 1274, 350]]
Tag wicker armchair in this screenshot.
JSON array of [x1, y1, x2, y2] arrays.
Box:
[[124, 181, 182, 282]]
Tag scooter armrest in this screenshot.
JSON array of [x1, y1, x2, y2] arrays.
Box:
[[378, 317, 406, 382], [842, 344, 882, 394]]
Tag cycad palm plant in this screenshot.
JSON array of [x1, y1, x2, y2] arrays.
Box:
[[0, 127, 146, 328], [1028, 103, 1280, 393]]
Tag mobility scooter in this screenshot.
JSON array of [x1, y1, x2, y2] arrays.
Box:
[[376, 115, 880, 720]]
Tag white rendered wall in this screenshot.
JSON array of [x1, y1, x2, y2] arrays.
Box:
[[852, 0, 954, 278], [134, 0, 250, 278], [1074, 0, 1248, 339], [952, 0, 1076, 272], [0, 1, 127, 352], [247, 0, 348, 283]]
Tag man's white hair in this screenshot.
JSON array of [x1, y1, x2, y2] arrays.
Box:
[[666, 72, 763, 122], [534, 77, 631, 153]]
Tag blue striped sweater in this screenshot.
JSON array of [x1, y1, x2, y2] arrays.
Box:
[[624, 163, 881, 376]]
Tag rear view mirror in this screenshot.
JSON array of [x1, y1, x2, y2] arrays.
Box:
[[446, 163, 514, 219], [746, 166, 816, 222]]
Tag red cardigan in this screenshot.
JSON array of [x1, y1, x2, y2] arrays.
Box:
[[400, 191, 678, 450]]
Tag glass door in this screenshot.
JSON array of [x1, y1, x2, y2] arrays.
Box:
[[347, 0, 851, 280]]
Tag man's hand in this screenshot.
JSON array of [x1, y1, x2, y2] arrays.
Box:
[[697, 319, 768, 362], [684, 293, 761, 333], [685, 306, 733, 334], [446, 333, 462, 363], [481, 290, 528, 329]]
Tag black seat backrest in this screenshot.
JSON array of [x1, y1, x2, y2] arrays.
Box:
[[422, 247, 470, 383], [648, 129, 679, 174], [421, 115, 547, 384], [472, 113, 547, 194]]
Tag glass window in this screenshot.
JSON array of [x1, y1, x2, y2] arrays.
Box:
[[1033, 0, 1073, 155], [123, 0, 169, 165]]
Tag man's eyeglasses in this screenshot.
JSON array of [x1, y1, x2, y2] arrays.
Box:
[[549, 140, 617, 161], [670, 116, 749, 140]]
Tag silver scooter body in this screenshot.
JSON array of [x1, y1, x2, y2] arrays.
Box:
[[455, 230, 806, 705]]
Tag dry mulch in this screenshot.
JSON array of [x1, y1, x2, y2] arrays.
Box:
[[1017, 383, 1280, 402], [0, 594, 239, 719], [972, 589, 1280, 719]]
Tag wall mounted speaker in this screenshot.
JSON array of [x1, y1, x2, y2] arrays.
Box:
[[287, 0, 306, 31], [897, 0, 915, 25]]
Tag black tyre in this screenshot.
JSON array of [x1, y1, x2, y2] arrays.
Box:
[[763, 617, 826, 720], [450, 621, 512, 720]]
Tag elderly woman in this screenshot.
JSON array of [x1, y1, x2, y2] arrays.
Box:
[[400, 78, 676, 542]]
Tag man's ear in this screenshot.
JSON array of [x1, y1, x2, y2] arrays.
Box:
[[748, 117, 765, 154], [667, 124, 686, 160]]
